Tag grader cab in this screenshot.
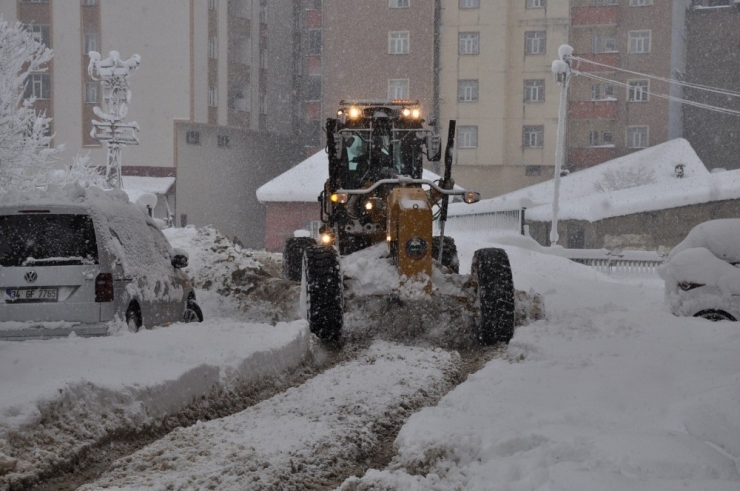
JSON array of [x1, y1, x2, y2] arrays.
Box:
[[283, 100, 515, 346]]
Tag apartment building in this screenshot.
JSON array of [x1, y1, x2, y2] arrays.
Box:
[[1, 0, 315, 248], [439, 0, 569, 199], [684, 0, 740, 171], [321, 0, 435, 128], [567, 0, 688, 171]]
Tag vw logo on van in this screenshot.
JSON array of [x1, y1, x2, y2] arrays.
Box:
[[24, 271, 38, 283]]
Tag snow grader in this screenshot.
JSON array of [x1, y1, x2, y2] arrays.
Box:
[[283, 100, 515, 346]]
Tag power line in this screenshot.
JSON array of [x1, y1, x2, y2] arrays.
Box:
[[576, 70, 740, 117], [570, 56, 740, 99]]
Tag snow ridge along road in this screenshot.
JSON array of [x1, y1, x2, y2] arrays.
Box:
[[79, 341, 461, 490]]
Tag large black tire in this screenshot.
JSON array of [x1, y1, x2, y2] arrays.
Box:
[[472, 248, 515, 345], [301, 246, 343, 343], [183, 300, 204, 323], [126, 303, 143, 333], [432, 236, 460, 273], [283, 237, 317, 281]]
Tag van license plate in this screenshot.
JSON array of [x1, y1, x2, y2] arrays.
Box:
[[5, 288, 58, 303]]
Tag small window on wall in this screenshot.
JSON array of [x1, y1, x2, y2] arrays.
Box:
[[627, 126, 648, 148], [82, 0, 98, 5], [208, 0, 217, 10], [458, 79, 479, 102], [524, 79, 545, 102], [308, 29, 322, 55], [525, 166, 542, 176], [24, 73, 51, 100], [389, 31, 410, 54], [27, 25, 51, 48], [525, 31, 546, 55], [208, 86, 218, 107], [628, 80, 649, 101], [84, 32, 99, 55], [217, 135, 230, 148], [526, 0, 546, 8], [390, 0, 409, 7], [602, 132, 613, 144], [388, 79, 409, 99], [85, 82, 99, 103], [589, 130, 599, 146], [186, 130, 200, 145], [523, 125, 544, 148], [459, 0, 480, 8], [459, 32, 479, 55], [458, 126, 478, 148]]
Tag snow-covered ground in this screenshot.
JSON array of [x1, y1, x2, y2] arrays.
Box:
[[2, 227, 739, 490]]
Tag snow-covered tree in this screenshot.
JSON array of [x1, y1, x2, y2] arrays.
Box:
[[0, 17, 63, 192], [41, 153, 108, 189]]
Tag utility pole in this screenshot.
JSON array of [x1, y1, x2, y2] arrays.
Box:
[[550, 45, 573, 247], [88, 51, 141, 190]]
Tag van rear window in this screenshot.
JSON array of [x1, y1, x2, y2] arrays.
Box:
[[0, 214, 99, 267]]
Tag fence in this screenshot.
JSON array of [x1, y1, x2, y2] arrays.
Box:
[[556, 249, 666, 276]]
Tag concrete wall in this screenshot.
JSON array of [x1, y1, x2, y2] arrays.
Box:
[[175, 122, 302, 249], [528, 199, 740, 251]]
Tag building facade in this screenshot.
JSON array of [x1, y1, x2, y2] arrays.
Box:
[[2, 0, 316, 248], [438, 0, 569, 199], [683, 0, 740, 171], [567, 0, 689, 171]]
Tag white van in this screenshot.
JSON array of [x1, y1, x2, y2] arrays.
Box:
[[0, 185, 202, 339]]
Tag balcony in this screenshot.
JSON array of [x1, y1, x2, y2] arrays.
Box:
[[572, 6, 618, 26], [569, 100, 617, 120], [568, 146, 616, 169]]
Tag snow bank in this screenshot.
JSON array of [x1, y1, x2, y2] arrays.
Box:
[[0, 319, 312, 483], [340, 238, 740, 491]]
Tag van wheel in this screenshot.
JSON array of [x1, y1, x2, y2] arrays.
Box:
[[183, 301, 204, 323], [126, 304, 143, 333], [694, 309, 737, 321]]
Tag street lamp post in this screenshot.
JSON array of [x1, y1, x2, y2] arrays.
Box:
[[550, 44, 573, 246], [88, 51, 141, 190]]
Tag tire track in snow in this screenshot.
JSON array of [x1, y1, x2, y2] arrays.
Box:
[[77, 342, 463, 491]]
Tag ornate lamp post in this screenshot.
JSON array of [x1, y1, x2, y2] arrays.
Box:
[[88, 50, 141, 189]]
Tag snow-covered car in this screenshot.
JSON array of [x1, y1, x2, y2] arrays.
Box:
[[0, 185, 203, 340], [658, 219, 740, 321]]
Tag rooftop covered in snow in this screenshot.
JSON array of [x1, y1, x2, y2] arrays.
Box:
[[256, 151, 456, 203]]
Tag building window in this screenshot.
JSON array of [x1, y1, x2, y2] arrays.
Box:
[[523, 125, 544, 148], [524, 79, 545, 102], [627, 126, 648, 148], [259, 45, 268, 69], [308, 29, 322, 55], [208, 36, 218, 59], [186, 131, 200, 145], [604, 84, 615, 98], [388, 79, 409, 99], [525, 166, 542, 176], [459, 32, 479, 55], [27, 25, 51, 48], [21, 0, 50, 3], [459, 0, 480, 7], [628, 79, 649, 101], [593, 0, 618, 4], [306, 75, 322, 101], [259, 93, 267, 115], [217, 135, 230, 148], [259, 0, 267, 24], [306, 0, 322, 10], [591, 83, 615, 100], [629, 0, 652, 5], [24, 73, 51, 100], [85, 82, 99, 104], [208, 0, 217, 10], [527, 0, 546, 7], [229, 0, 250, 19], [84, 32, 99, 54], [629, 30, 651, 53], [592, 34, 616, 53], [389, 31, 410, 55], [525, 31, 546, 55], [602, 131, 613, 144], [82, 0, 98, 4], [208, 86, 218, 107], [458, 79, 479, 102], [588, 130, 599, 146], [229, 36, 251, 65], [229, 84, 250, 111], [458, 126, 478, 148], [390, 0, 409, 7]]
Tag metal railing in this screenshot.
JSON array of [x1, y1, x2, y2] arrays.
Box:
[[558, 249, 666, 275], [435, 208, 524, 234]]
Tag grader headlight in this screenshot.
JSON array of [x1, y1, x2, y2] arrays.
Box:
[[330, 192, 349, 204], [348, 106, 361, 119], [411, 108, 421, 119], [463, 191, 481, 204], [320, 232, 335, 245]]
